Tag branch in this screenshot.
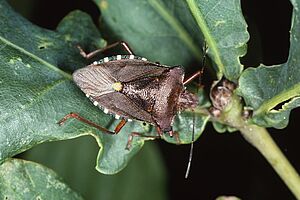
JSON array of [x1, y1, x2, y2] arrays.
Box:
[[223, 94, 300, 199]]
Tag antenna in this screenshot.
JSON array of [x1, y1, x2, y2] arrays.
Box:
[[185, 41, 208, 179], [185, 111, 196, 178]]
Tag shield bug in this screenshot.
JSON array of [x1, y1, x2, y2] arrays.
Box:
[[58, 41, 203, 149]]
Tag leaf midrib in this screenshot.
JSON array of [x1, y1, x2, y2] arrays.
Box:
[[186, 0, 224, 78], [255, 80, 300, 115], [148, 0, 203, 61]]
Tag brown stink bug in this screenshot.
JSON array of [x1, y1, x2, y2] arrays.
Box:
[[58, 41, 203, 149]]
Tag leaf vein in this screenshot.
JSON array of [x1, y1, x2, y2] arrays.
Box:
[[186, 0, 225, 79]]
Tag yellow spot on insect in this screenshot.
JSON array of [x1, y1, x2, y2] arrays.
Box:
[[100, 0, 108, 10], [112, 82, 123, 91]]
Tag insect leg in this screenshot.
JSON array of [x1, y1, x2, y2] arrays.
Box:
[[126, 132, 161, 150], [57, 112, 115, 134], [183, 71, 202, 85], [114, 119, 127, 133], [157, 127, 181, 143], [77, 41, 134, 59], [126, 130, 181, 150]]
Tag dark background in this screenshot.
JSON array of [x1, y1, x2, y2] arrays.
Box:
[[9, 0, 299, 199]]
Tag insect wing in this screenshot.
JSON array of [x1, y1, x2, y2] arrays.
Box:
[[95, 92, 154, 123], [73, 66, 116, 97]]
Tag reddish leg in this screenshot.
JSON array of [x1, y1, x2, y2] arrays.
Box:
[[126, 126, 163, 150], [57, 112, 127, 134], [126, 126, 182, 150], [114, 119, 127, 133], [183, 71, 202, 85], [126, 132, 161, 150], [156, 126, 181, 143], [78, 41, 134, 59], [58, 113, 161, 150]]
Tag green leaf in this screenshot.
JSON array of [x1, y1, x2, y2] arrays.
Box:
[[96, 0, 249, 81], [21, 137, 167, 200], [0, 159, 83, 199], [237, 0, 300, 128]]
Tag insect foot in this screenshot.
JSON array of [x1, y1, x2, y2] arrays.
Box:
[[57, 112, 77, 126]]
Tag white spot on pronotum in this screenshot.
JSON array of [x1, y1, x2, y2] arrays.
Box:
[[86, 93, 90, 98], [128, 119, 132, 122], [116, 55, 122, 60], [93, 61, 98, 65], [115, 114, 120, 119], [104, 57, 109, 62], [141, 57, 147, 61], [129, 55, 134, 59], [103, 108, 109, 114], [93, 101, 99, 106]]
